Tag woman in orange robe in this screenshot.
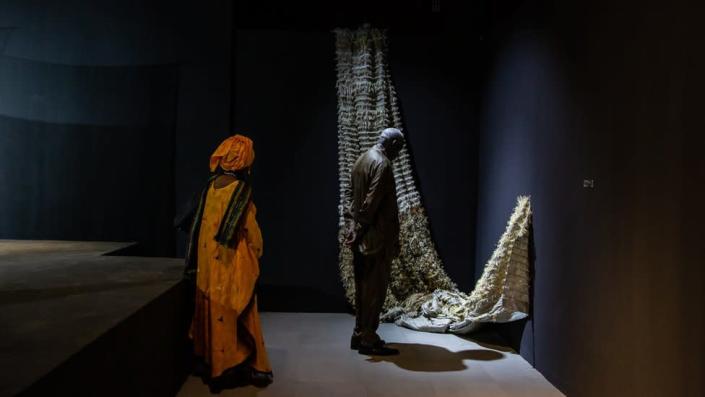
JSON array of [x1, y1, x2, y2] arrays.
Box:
[[184, 135, 272, 388]]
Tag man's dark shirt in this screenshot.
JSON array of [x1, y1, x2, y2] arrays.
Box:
[[349, 146, 400, 256]]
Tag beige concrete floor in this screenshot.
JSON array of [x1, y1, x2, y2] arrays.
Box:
[[178, 312, 564, 397]]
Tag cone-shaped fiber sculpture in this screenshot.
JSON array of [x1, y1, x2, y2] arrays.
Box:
[[334, 26, 456, 310], [334, 26, 531, 334]]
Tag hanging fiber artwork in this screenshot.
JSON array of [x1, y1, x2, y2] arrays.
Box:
[[387, 196, 532, 333], [334, 26, 456, 311], [334, 25, 531, 333]]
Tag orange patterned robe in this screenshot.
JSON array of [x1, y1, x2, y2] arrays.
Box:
[[189, 180, 271, 377]]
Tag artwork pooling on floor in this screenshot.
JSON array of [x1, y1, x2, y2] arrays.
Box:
[[334, 25, 530, 334]]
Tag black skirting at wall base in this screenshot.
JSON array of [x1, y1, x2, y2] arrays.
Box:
[[256, 283, 351, 313]]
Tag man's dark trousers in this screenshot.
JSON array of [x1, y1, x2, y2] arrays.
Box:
[[353, 248, 392, 347]]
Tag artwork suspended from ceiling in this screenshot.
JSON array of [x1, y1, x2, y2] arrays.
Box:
[[334, 25, 532, 334], [334, 26, 456, 311]]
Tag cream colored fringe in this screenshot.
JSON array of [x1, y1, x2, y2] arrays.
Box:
[[335, 26, 456, 310], [334, 25, 531, 333], [390, 196, 532, 334]]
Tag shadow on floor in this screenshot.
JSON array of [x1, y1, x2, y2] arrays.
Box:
[[365, 343, 505, 372], [195, 379, 267, 396], [458, 327, 517, 353]]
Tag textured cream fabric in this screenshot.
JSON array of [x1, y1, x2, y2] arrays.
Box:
[[334, 26, 455, 311], [390, 196, 532, 334], [334, 25, 531, 334]]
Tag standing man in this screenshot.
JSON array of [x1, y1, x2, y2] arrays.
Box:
[[345, 128, 404, 356]]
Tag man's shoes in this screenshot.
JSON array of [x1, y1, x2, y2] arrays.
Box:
[[350, 335, 359, 350], [350, 336, 386, 350], [358, 344, 400, 356]]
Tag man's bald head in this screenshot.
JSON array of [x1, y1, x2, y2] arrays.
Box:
[[377, 128, 405, 161]]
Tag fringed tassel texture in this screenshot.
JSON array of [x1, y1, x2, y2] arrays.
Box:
[[334, 26, 456, 310], [334, 26, 531, 334], [391, 196, 532, 334]]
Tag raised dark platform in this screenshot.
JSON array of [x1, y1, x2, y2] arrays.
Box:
[[0, 240, 189, 397]]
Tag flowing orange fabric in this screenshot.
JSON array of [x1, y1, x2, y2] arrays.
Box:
[[209, 134, 255, 172], [190, 135, 270, 378]]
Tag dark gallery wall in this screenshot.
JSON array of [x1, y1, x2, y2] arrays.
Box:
[[0, 0, 233, 255], [231, 3, 482, 311], [475, 0, 705, 395], [4, 0, 702, 394], [0, 0, 483, 311], [231, 28, 342, 310], [390, 29, 481, 295]]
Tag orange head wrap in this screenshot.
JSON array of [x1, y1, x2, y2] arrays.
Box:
[[209, 134, 255, 172]]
